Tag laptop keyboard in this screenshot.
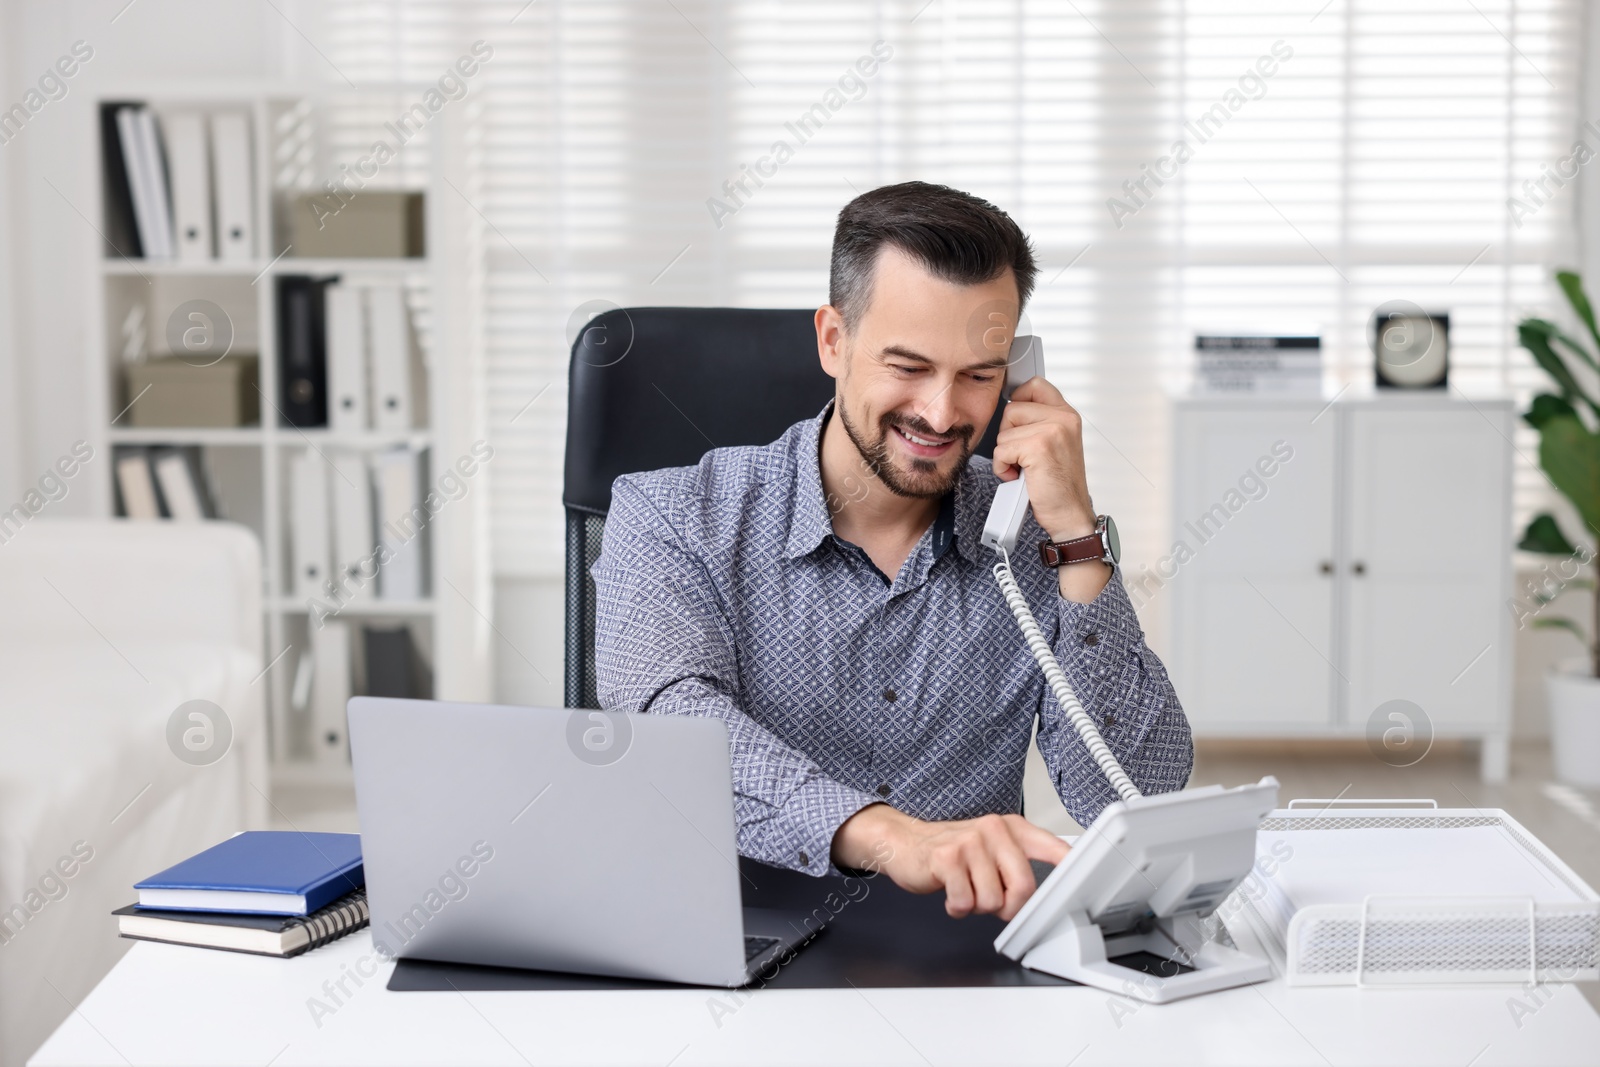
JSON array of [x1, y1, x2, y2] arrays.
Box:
[[744, 935, 780, 963]]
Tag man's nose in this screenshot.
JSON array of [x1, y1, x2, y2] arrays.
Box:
[[915, 377, 959, 433]]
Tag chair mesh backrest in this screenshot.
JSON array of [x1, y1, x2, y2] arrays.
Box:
[[564, 512, 607, 710]]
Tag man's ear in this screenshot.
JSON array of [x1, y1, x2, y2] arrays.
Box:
[[815, 304, 847, 381]]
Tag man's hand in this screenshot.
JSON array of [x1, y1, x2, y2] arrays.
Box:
[[832, 803, 1070, 920], [991, 376, 1094, 542], [991, 376, 1110, 603]]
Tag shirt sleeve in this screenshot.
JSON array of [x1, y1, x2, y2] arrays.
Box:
[[591, 478, 882, 877], [1034, 567, 1194, 828]]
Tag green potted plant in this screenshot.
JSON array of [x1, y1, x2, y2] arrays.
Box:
[[1518, 269, 1600, 786]]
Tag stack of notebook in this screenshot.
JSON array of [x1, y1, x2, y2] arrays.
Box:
[[115, 831, 368, 959]]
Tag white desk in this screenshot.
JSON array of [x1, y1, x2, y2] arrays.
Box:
[[29, 931, 1600, 1066]]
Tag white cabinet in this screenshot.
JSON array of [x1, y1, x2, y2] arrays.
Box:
[[1169, 394, 1514, 780]]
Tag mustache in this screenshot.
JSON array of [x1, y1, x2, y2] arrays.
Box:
[[882, 411, 975, 445]]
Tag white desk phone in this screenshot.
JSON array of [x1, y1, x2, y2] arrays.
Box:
[[981, 334, 1279, 1003]]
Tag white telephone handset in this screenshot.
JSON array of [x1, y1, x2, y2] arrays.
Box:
[[981, 332, 1278, 1003], [980, 335, 1045, 555]]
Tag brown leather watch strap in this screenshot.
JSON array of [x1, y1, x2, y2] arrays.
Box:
[[1039, 531, 1104, 567]]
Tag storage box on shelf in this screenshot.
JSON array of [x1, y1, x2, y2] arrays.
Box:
[[83, 84, 491, 788]]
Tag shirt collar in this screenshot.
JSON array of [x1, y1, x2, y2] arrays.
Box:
[[786, 401, 993, 566], [783, 403, 838, 560], [950, 467, 990, 564]]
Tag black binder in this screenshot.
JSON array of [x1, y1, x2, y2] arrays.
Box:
[[276, 274, 336, 427]]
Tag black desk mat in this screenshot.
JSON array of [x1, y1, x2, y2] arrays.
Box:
[[389, 856, 1077, 991]]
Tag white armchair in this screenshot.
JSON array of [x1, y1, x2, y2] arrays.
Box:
[[0, 520, 267, 1067]]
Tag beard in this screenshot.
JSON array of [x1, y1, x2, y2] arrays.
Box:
[[836, 399, 977, 499]]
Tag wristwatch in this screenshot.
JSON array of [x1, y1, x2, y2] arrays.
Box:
[[1039, 514, 1120, 568]]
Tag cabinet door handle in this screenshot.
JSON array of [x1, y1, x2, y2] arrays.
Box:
[[1318, 560, 1333, 575], [1352, 561, 1366, 576]]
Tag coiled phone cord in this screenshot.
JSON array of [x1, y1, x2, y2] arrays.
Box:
[[993, 550, 1142, 803]]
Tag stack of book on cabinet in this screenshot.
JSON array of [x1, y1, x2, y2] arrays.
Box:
[[1194, 330, 1322, 395]]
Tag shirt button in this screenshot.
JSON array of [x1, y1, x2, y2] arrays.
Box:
[[876, 783, 891, 797], [798, 850, 810, 867], [1083, 632, 1100, 647], [883, 688, 898, 702]]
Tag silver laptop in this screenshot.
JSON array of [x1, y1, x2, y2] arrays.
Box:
[[347, 697, 817, 987]]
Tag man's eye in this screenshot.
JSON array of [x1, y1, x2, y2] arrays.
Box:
[[890, 364, 922, 375]]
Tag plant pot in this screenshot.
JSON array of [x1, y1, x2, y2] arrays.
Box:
[[1546, 659, 1600, 787]]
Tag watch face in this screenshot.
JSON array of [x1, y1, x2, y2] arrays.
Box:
[[1102, 515, 1120, 564]]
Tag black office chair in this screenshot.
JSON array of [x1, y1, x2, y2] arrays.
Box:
[[562, 306, 1002, 708]]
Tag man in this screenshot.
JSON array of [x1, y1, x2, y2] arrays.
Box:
[[593, 181, 1192, 922]]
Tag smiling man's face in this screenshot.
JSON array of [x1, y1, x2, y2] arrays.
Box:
[[819, 245, 1020, 499]]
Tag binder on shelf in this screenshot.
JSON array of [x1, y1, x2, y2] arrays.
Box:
[[98, 102, 144, 257], [210, 111, 255, 262], [136, 107, 177, 259], [329, 450, 375, 603], [115, 106, 168, 260], [325, 284, 370, 432], [368, 286, 427, 432], [151, 447, 213, 521], [373, 447, 426, 600], [115, 449, 160, 519], [309, 619, 353, 763], [290, 646, 314, 746], [289, 451, 332, 600], [136, 107, 176, 261], [363, 625, 424, 699], [276, 275, 334, 427], [165, 111, 212, 263]]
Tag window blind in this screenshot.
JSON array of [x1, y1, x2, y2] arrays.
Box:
[[308, 0, 1583, 580]]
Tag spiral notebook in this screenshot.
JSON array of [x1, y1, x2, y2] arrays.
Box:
[[114, 889, 369, 958]]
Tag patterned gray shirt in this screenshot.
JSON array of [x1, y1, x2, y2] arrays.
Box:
[[593, 404, 1192, 877]]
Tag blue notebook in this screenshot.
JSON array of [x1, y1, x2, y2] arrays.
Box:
[[134, 832, 363, 916]]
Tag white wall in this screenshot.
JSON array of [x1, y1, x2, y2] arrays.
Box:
[[0, 0, 21, 509], [493, 575, 566, 707], [0, 0, 285, 513], [1514, 587, 1587, 740]]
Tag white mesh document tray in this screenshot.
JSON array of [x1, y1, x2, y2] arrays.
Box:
[[1218, 800, 1600, 988]]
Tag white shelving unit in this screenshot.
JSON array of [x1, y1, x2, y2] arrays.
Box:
[[83, 84, 493, 788]]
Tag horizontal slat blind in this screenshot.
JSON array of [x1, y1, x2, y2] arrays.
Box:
[[311, 0, 1582, 579]]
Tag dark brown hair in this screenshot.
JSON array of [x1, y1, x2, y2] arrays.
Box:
[[829, 181, 1037, 328]]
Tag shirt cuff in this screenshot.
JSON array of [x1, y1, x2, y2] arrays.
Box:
[[780, 775, 883, 878]]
